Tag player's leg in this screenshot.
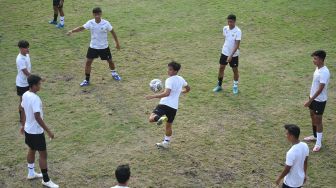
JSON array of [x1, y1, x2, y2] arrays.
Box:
[[56, 2, 64, 28], [149, 105, 167, 125], [304, 110, 317, 141], [230, 56, 239, 94], [213, 54, 227, 92], [25, 132, 43, 180], [80, 58, 93, 86], [156, 107, 176, 148], [48, 1, 58, 25], [101, 47, 121, 81], [313, 114, 323, 151]]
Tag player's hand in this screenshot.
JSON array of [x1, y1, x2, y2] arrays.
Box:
[[115, 43, 121, 50], [20, 126, 25, 135], [145, 95, 153, 100], [47, 131, 55, 139], [304, 100, 312, 107], [275, 178, 281, 186], [304, 176, 307, 184], [66, 31, 72, 36], [226, 56, 232, 63]]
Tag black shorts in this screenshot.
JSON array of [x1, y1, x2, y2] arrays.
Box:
[[86, 47, 112, 60], [25, 132, 47, 151], [53, 0, 63, 8], [282, 183, 301, 188], [153, 105, 177, 123], [219, 54, 239, 67], [16, 86, 29, 96], [309, 100, 327, 115]]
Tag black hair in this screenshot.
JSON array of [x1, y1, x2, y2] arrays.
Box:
[[115, 164, 130, 184], [168, 61, 181, 72], [18, 40, 29, 48], [28, 75, 42, 88], [92, 7, 102, 14], [227, 14, 236, 21], [284, 124, 300, 139], [311, 50, 326, 61]]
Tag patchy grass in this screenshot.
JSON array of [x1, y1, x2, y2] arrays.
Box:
[[0, 0, 335, 187]]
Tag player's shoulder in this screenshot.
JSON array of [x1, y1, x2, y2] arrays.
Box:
[[234, 26, 242, 33], [102, 19, 111, 25], [16, 54, 26, 63], [223, 25, 229, 30]]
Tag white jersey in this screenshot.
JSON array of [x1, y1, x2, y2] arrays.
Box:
[[21, 91, 44, 134], [83, 19, 113, 49], [16, 53, 31, 87], [160, 75, 188, 110], [310, 66, 330, 102], [221, 26, 242, 57], [284, 142, 309, 187]]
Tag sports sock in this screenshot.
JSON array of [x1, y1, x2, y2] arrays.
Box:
[[316, 132, 322, 146], [53, 14, 58, 22], [60, 16, 64, 25], [27, 163, 35, 176], [154, 115, 160, 122], [218, 77, 223, 87], [163, 135, 171, 143], [41, 169, 50, 182], [313, 126, 317, 138], [233, 80, 239, 86], [85, 74, 90, 82]]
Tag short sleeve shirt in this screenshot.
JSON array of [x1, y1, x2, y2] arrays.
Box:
[[159, 75, 188, 109], [16, 53, 31, 87], [21, 91, 44, 134], [83, 19, 113, 49], [310, 66, 330, 102], [221, 26, 242, 57]]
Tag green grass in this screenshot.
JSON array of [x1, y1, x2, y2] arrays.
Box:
[[1, 0, 336, 187]]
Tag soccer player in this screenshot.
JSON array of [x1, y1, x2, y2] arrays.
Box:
[[303, 50, 330, 152], [21, 75, 59, 188], [146, 61, 191, 149], [48, 0, 65, 28], [16, 40, 31, 126], [213, 14, 242, 94], [276, 124, 309, 188], [67, 7, 121, 86], [111, 164, 131, 188]]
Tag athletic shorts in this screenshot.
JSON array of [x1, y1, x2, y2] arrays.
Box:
[[16, 86, 29, 96], [86, 47, 112, 60], [153, 105, 177, 123], [25, 132, 47, 151], [53, 0, 63, 8], [282, 183, 301, 188], [219, 54, 239, 67], [309, 100, 327, 115]]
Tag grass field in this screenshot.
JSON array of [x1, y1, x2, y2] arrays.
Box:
[[0, 0, 335, 187]]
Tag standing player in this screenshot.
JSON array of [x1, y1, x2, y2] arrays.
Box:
[[16, 40, 31, 126], [67, 7, 121, 86], [276, 124, 309, 188], [21, 75, 59, 188], [146, 61, 191, 149], [48, 0, 65, 28], [213, 14, 242, 94], [303, 50, 330, 152]]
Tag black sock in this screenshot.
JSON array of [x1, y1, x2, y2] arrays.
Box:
[[85, 74, 90, 82], [218, 77, 223, 86], [313, 126, 317, 138], [41, 169, 50, 182], [53, 14, 58, 22], [154, 115, 160, 122]]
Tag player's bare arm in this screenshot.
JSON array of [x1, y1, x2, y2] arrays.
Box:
[[110, 29, 120, 50], [304, 157, 308, 183], [304, 83, 325, 107], [67, 26, 85, 36], [34, 112, 54, 139], [146, 88, 171, 100], [20, 108, 26, 135], [276, 165, 291, 185], [227, 40, 240, 63], [22, 68, 31, 77]]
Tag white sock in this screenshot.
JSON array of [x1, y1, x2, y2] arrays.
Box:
[[316, 132, 323, 146], [233, 80, 239, 86], [27, 163, 35, 176], [60, 16, 64, 25], [163, 136, 171, 143]]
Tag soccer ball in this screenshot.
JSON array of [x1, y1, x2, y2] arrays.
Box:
[[149, 79, 163, 93]]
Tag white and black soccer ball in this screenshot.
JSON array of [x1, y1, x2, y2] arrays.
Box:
[[149, 79, 163, 93]]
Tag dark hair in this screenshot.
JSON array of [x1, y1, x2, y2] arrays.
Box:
[[28, 75, 42, 88], [92, 7, 102, 14], [168, 61, 181, 72], [115, 164, 130, 184], [18, 40, 29, 48], [284, 124, 300, 139], [311, 50, 326, 61], [227, 14, 236, 21]]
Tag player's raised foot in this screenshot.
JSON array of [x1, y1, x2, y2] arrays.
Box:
[[157, 116, 168, 126], [80, 80, 90, 87], [233, 85, 238, 95], [303, 135, 317, 142], [312, 145, 321, 152], [213, 85, 223, 92], [42, 179, 59, 188], [55, 23, 64, 29], [48, 20, 57, 25], [111, 72, 121, 81], [27, 172, 43, 180], [156, 141, 169, 149]]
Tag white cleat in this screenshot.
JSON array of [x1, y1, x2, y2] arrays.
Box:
[[27, 172, 43, 180], [42, 179, 59, 188], [156, 141, 169, 149]]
